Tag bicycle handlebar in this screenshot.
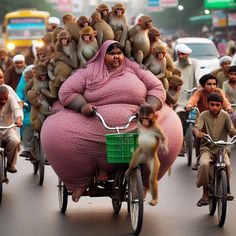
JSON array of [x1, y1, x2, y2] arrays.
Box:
[[184, 87, 198, 94], [93, 110, 137, 132], [0, 124, 17, 129], [203, 134, 236, 146]]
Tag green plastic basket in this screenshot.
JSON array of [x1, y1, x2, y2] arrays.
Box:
[[105, 133, 139, 163]]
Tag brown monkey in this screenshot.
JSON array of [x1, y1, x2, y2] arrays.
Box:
[[62, 13, 81, 43], [166, 75, 183, 107], [41, 51, 73, 99], [25, 64, 55, 132], [42, 32, 53, 47], [55, 30, 78, 69], [107, 2, 129, 48], [34, 45, 55, 66], [91, 11, 114, 47], [148, 27, 161, 46], [125, 15, 153, 64], [78, 16, 91, 28], [51, 26, 64, 47], [148, 27, 175, 78], [144, 44, 170, 90], [127, 104, 168, 206], [77, 26, 99, 68], [96, 3, 110, 22]]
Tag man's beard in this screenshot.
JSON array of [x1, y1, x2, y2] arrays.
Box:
[[15, 67, 24, 74], [179, 58, 190, 67]]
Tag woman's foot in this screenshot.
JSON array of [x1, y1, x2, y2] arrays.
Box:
[[72, 188, 85, 202]]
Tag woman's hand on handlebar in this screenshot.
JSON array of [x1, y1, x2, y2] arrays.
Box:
[[81, 104, 96, 117]]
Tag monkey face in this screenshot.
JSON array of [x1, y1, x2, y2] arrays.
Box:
[[82, 34, 91, 42], [60, 37, 69, 46], [115, 8, 124, 16], [139, 115, 155, 128], [146, 20, 153, 29], [101, 8, 109, 16]]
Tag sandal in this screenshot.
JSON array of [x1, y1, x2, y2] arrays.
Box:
[[6, 166, 17, 173], [197, 197, 209, 207]]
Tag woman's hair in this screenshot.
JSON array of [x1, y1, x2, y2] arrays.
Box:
[[207, 93, 223, 103], [106, 42, 123, 53], [199, 73, 217, 86], [228, 65, 236, 73]]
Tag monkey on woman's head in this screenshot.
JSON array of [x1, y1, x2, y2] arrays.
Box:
[[127, 104, 168, 206]]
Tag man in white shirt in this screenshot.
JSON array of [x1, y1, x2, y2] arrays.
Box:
[[0, 85, 23, 173]]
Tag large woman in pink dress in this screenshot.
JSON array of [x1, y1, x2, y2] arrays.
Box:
[[41, 40, 183, 202]]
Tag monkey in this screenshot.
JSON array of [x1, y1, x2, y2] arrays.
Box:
[[148, 27, 175, 78], [55, 29, 78, 69], [148, 27, 161, 46], [51, 26, 64, 47], [125, 15, 153, 65], [62, 13, 81, 43], [127, 104, 168, 206], [96, 3, 110, 22], [77, 26, 99, 68], [42, 32, 53, 47], [25, 64, 55, 132], [77, 16, 91, 28], [91, 11, 115, 47], [41, 51, 73, 99], [166, 75, 183, 108], [144, 44, 171, 90], [172, 68, 182, 77], [107, 2, 129, 48], [34, 45, 55, 66]]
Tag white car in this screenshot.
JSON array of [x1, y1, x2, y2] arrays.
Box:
[[174, 37, 220, 77]]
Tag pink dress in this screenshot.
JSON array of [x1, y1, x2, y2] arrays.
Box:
[[41, 40, 183, 191]]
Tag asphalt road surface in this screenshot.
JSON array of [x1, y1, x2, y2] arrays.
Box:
[[1, 148, 236, 236]]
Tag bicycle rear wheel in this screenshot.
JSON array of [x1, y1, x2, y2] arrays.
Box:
[[58, 179, 68, 214], [38, 144, 45, 186], [128, 167, 143, 235], [0, 153, 4, 204], [185, 123, 193, 166], [217, 169, 227, 227]]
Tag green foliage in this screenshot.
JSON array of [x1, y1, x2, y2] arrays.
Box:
[[0, 0, 56, 23]]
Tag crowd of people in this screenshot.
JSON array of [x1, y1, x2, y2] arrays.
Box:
[[1, 2, 236, 208]]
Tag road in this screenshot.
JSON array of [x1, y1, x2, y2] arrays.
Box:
[[1, 149, 236, 236]]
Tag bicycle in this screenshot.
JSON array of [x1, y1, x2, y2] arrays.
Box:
[[31, 131, 45, 186], [182, 87, 198, 166], [0, 124, 17, 204], [203, 134, 236, 227], [23, 102, 46, 186], [185, 107, 199, 166], [57, 111, 144, 235]]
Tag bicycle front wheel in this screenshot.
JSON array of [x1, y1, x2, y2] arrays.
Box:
[[0, 153, 4, 204], [128, 167, 144, 235], [58, 179, 68, 214], [185, 123, 193, 166], [217, 169, 227, 227], [33, 137, 39, 175]]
